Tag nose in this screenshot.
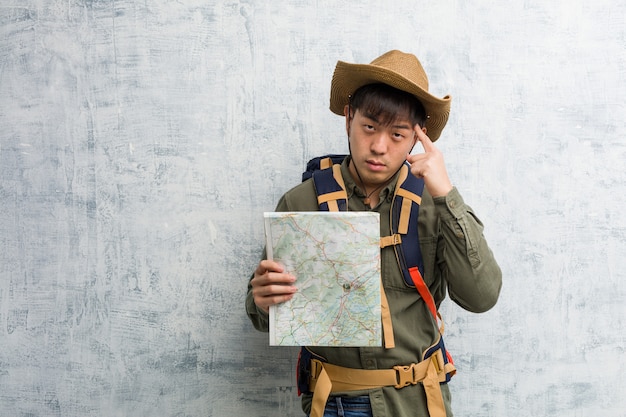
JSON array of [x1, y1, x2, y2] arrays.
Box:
[[370, 133, 389, 155]]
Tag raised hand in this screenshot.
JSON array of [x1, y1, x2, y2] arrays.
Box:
[[406, 128, 453, 198]]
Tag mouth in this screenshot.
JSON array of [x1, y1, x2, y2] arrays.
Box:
[[366, 159, 386, 171]]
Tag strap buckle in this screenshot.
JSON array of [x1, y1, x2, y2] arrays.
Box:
[[393, 363, 417, 389], [393, 350, 446, 389], [429, 349, 444, 374], [380, 234, 402, 249]]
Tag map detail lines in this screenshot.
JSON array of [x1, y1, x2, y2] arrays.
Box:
[[265, 212, 381, 347]]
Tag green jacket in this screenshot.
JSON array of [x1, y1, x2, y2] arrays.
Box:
[[246, 157, 502, 417]]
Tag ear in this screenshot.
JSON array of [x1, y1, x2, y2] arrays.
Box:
[[344, 105, 351, 136]]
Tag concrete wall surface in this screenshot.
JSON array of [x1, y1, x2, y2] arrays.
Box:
[[1, 1, 624, 416]]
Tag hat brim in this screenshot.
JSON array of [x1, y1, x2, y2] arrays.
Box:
[[330, 61, 451, 141]]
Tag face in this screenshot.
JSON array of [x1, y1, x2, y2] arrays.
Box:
[[345, 106, 422, 188]]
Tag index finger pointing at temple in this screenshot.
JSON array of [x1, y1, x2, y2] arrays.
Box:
[[415, 127, 435, 152]]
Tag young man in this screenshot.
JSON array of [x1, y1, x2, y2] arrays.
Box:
[[246, 50, 502, 417]]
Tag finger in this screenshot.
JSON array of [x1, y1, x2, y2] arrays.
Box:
[[255, 292, 297, 312], [408, 160, 426, 178], [254, 285, 297, 311], [254, 283, 297, 297], [250, 261, 296, 287], [415, 127, 435, 152], [406, 152, 426, 165], [254, 260, 285, 279], [252, 271, 296, 288]]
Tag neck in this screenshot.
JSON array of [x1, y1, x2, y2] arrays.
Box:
[[348, 157, 389, 208]]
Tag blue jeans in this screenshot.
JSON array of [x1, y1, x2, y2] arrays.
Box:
[[315, 395, 373, 417]]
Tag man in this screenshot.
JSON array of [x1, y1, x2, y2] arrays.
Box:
[[246, 50, 502, 417]]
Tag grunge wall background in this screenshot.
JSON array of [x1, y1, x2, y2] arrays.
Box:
[[1, 1, 624, 416]]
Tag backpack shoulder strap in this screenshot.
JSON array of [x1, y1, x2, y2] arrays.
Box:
[[309, 156, 348, 212], [390, 163, 426, 285], [389, 164, 441, 325], [302, 154, 347, 181]]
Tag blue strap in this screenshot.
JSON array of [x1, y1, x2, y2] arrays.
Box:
[[392, 165, 426, 286], [311, 163, 348, 212]]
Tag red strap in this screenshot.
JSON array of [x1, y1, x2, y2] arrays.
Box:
[[446, 350, 455, 365], [409, 268, 455, 366], [408, 267, 438, 322]]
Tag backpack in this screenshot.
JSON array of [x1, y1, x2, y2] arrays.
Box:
[[297, 154, 456, 409]]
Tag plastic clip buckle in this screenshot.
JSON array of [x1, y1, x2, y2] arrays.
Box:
[[393, 364, 417, 389]]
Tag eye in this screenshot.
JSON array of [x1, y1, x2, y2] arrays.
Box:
[[363, 124, 375, 132]]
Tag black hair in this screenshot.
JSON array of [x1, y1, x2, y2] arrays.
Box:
[[349, 83, 427, 128]]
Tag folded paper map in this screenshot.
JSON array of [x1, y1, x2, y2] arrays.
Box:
[[264, 211, 381, 347]]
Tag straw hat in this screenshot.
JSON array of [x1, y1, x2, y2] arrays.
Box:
[[329, 50, 451, 141]]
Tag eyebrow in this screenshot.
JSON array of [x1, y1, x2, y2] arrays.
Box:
[[362, 112, 412, 130], [361, 112, 380, 124], [391, 122, 412, 130]]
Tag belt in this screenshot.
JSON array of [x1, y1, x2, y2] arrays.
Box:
[[308, 348, 455, 417]]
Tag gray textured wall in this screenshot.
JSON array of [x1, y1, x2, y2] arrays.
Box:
[[1, 1, 625, 416]]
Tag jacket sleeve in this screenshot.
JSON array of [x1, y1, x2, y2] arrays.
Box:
[[246, 271, 270, 332], [434, 187, 502, 313]]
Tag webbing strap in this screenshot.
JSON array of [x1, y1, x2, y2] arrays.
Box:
[[422, 359, 447, 417], [317, 191, 348, 206], [308, 352, 448, 417], [397, 187, 422, 234], [409, 266, 438, 322], [312, 162, 347, 212], [320, 157, 334, 170], [380, 282, 395, 349], [380, 234, 402, 248], [395, 187, 423, 204], [394, 164, 409, 193], [332, 164, 346, 198], [310, 363, 332, 417], [392, 166, 416, 235], [318, 165, 347, 212], [399, 196, 412, 234]]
